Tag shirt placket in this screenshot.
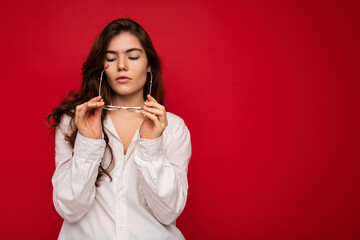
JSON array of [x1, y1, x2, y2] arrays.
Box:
[[114, 154, 128, 240]]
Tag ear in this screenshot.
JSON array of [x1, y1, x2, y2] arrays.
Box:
[[147, 66, 151, 72]]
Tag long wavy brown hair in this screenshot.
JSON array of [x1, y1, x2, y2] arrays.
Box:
[[47, 18, 165, 186]]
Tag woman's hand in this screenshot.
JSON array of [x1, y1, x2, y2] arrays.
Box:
[[75, 96, 105, 139], [140, 94, 168, 139]]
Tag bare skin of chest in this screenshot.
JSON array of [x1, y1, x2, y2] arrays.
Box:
[[110, 111, 144, 155]]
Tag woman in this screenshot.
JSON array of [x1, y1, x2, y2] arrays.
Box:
[[47, 18, 191, 240]]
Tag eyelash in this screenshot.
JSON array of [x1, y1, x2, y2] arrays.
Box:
[[106, 57, 140, 62]]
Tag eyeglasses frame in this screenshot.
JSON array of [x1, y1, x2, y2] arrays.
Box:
[[98, 65, 153, 112]]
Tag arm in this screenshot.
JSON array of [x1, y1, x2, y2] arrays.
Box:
[[134, 118, 192, 225], [51, 114, 106, 223]]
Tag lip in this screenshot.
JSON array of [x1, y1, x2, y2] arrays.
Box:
[[116, 76, 131, 83]]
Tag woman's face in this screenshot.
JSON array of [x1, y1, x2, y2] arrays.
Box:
[[104, 32, 150, 98]]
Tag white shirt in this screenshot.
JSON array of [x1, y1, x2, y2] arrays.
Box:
[[52, 112, 191, 240]]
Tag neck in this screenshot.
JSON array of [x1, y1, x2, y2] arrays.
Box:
[[111, 89, 144, 107]]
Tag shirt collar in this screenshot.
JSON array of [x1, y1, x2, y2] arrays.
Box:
[[103, 113, 119, 140]]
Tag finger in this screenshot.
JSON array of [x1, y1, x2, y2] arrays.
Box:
[[88, 96, 103, 103], [144, 100, 165, 111], [94, 100, 104, 117], [75, 100, 103, 126], [147, 94, 157, 102], [88, 101, 104, 108], [75, 103, 85, 125], [142, 111, 161, 128], [143, 106, 164, 117], [147, 94, 157, 103], [144, 100, 166, 122], [78, 102, 90, 122]]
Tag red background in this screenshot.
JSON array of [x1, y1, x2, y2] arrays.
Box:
[[0, 0, 359, 239]]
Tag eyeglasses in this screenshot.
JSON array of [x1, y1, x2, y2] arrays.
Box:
[[98, 65, 153, 112]]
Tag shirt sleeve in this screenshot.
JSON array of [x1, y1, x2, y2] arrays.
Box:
[[133, 119, 192, 225], [51, 115, 106, 223]]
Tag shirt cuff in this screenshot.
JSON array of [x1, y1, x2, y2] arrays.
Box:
[[135, 135, 164, 162], [73, 132, 106, 161]]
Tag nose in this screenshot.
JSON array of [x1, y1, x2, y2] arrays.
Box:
[[117, 55, 128, 71]]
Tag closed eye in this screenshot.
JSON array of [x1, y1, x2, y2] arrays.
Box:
[[106, 59, 116, 62], [129, 57, 140, 60]]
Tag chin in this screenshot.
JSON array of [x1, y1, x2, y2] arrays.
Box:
[[113, 90, 133, 96], [114, 88, 143, 96]]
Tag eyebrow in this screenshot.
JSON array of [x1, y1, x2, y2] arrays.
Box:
[[106, 48, 144, 54]]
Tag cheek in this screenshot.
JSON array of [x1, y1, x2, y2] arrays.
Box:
[[132, 63, 148, 77], [105, 67, 117, 77], [134, 72, 147, 86]]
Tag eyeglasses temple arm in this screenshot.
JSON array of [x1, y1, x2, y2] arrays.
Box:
[[149, 69, 153, 96]]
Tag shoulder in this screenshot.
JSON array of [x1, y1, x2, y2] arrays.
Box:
[[166, 112, 184, 125], [164, 112, 190, 137], [166, 112, 188, 129], [57, 113, 76, 136], [163, 112, 191, 154]]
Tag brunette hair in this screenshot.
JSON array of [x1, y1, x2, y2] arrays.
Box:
[[47, 18, 164, 186]]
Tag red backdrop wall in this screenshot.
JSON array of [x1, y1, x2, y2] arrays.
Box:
[[0, 0, 359, 239]]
